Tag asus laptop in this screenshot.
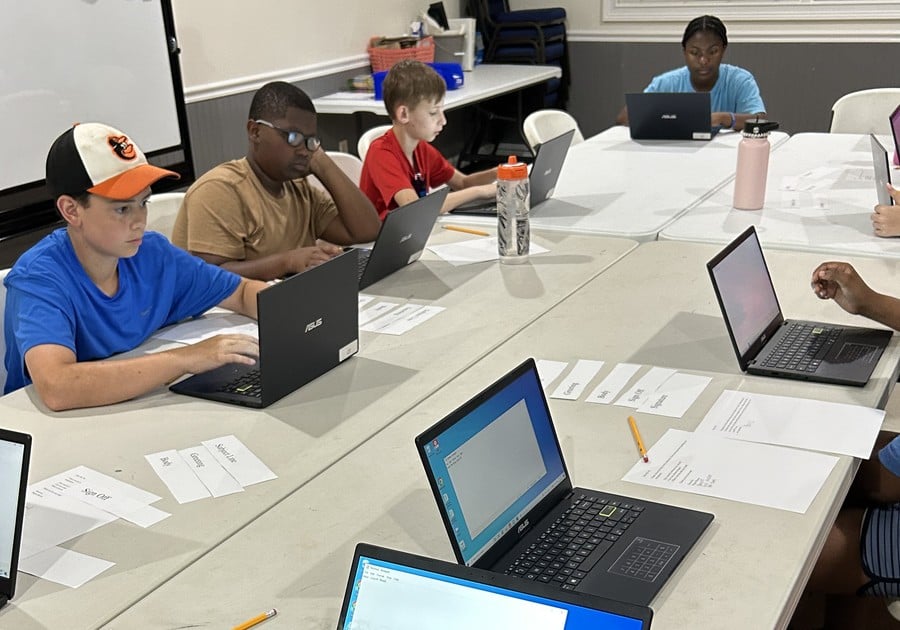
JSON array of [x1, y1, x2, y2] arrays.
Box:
[[353, 187, 448, 290], [626, 92, 718, 141], [170, 250, 359, 408], [871, 134, 894, 206], [415, 358, 713, 606], [451, 129, 575, 216], [708, 226, 892, 386], [0, 428, 31, 610], [337, 543, 653, 629]]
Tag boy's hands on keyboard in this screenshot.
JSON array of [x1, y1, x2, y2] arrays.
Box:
[[175, 333, 259, 375]]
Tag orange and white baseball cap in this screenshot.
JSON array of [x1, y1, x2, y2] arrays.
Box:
[[45, 122, 178, 199]]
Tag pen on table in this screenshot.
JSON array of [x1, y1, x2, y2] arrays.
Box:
[[232, 608, 277, 630], [443, 225, 490, 237], [628, 416, 649, 463]]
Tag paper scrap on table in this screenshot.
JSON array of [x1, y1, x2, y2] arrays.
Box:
[[18, 546, 114, 589], [635, 372, 711, 418], [145, 449, 212, 504], [201, 435, 277, 487], [178, 446, 243, 498], [358, 294, 375, 309], [623, 429, 837, 513], [427, 237, 549, 266], [361, 304, 444, 335], [614, 367, 676, 408], [152, 313, 258, 344], [586, 363, 641, 404], [696, 390, 884, 459], [359, 301, 401, 326], [550, 360, 604, 400], [56, 482, 169, 528], [535, 360, 569, 389]]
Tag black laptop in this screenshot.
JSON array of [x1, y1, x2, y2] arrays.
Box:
[[354, 187, 448, 290], [707, 226, 892, 386], [170, 250, 359, 408], [451, 129, 575, 216], [415, 358, 713, 606], [871, 134, 894, 206], [0, 428, 31, 610], [337, 543, 653, 629], [626, 92, 718, 141]]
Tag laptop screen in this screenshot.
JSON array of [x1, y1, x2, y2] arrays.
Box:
[[891, 104, 900, 161], [0, 432, 28, 590], [340, 553, 646, 630], [872, 134, 894, 206], [420, 363, 567, 566], [708, 229, 781, 356]]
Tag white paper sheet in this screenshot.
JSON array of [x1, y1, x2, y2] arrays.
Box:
[[623, 429, 838, 513], [535, 360, 569, 389], [361, 304, 445, 335], [359, 301, 402, 326], [152, 313, 258, 344], [19, 500, 115, 561], [201, 435, 277, 487], [613, 367, 676, 408], [427, 237, 549, 266], [145, 449, 212, 504], [18, 546, 114, 589], [178, 447, 243, 498], [358, 294, 375, 309], [56, 483, 170, 528], [549, 360, 604, 400], [696, 390, 884, 459], [585, 363, 641, 405], [635, 372, 711, 418]]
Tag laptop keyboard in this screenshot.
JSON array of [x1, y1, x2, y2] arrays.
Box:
[[758, 323, 841, 372], [504, 494, 644, 591], [218, 368, 262, 398]]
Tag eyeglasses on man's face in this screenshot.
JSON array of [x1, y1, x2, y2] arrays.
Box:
[[254, 119, 321, 151]]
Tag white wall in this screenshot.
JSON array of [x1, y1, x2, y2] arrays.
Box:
[[171, 1, 461, 101]]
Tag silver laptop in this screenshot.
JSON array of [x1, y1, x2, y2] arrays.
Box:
[[871, 134, 894, 206], [708, 226, 892, 386], [170, 250, 359, 408], [0, 428, 31, 610], [415, 358, 713, 606], [451, 129, 575, 215], [353, 187, 448, 290], [337, 543, 653, 629], [626, 92, 718, 141]]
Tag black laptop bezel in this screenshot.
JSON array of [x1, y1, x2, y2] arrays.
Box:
[[871, 133, 894, 207], [0, 427, 32, 608], [336, 542, 654, 629], [414, 357, 575, 570], [706, 226, 786, 372]]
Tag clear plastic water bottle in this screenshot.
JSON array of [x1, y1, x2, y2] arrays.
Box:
[[733, 120, 779, 211], [497, 155, 530, 264]]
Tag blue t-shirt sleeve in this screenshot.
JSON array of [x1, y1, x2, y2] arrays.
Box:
[[731, 69, 765, 114], [879, 436, 900, 478], [164, 241, 242, 323]]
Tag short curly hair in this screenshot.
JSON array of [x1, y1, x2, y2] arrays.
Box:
[[249, 81, 315, 121]]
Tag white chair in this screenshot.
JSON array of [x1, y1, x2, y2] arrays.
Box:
[[0, 268, 10, 390], [829, 88, 900, 135], [146, 191, 185, 240], [523, 109, 585, 152], [357, 124, 392, 162], [307, 151, 364, 194]]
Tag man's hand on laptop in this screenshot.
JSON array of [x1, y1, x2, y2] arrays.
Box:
[[287, 240, 343, 272], [174, 333, 260, 375]]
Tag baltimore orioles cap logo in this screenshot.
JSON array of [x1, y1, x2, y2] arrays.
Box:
[[107, 134, 137, 161]]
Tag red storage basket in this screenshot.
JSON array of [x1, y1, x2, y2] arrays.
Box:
[[368, 36, 435, 73]]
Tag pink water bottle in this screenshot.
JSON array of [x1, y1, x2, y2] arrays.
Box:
[[733, 120, 779, 211]]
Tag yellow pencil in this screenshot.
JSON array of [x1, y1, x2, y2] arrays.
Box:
[[232, 608, 277, 630], [443, 224, 490, 237], [628, 416, 649, 463]]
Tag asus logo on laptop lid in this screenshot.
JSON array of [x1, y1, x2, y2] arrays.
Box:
[[662, 113, 677, 119], [399, 233, 413, 244], [304, 318, 323, 333]]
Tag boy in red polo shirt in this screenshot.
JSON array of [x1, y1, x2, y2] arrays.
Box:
[[359, 60, 497, 220]]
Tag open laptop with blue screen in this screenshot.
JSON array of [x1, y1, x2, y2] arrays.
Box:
[[0, 428, 31, 610], [708, 226, 891, 386], [415, 358, 713, 606], [337, 543, 652, 629], [626, 92, 718, 141]]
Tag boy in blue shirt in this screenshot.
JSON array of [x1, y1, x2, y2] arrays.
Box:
[[4, 123, 267, 411]]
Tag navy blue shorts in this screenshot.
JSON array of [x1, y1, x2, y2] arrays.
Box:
[[859, 503, 900, 597]]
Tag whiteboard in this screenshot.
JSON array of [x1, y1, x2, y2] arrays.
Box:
[[0, 0, 184, 192]]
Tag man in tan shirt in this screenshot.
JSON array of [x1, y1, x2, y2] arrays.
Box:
[[173, 81, 381, 281]]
